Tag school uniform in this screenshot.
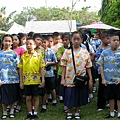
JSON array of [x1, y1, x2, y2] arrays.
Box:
[[0, 50, 20, 104], [61, 48, 92, 107]]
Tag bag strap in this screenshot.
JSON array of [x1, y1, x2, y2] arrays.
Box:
[[70, 42, 76, 74]]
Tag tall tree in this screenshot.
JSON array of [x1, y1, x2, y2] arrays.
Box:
[[99, 0, 120, 28]]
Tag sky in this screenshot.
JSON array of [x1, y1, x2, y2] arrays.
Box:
[[0, 0, 102, 16]]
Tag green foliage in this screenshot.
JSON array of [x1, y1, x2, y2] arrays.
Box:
[[99, 0, 120, 28]]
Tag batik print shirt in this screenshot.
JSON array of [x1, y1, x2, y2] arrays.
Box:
[[97, 48, 120, 84], [61, 48, 92, 87], [0, 50, 20, 84]]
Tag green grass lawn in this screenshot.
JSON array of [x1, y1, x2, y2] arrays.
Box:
[[0, 83, 118, 120]]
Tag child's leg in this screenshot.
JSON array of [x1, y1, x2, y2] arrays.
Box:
[[66, 107, 73, 119], [9, 103, 15, 118], [26, 96, 32, 113], [33, 96, 39, 113], [41, 93, 47, 112], [51, 89, 57, 105], [117, 100, 120, 118], [2, 104, 8, 118], [109, 99, 115, 117]]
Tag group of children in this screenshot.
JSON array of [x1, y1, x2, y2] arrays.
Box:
[[0, 29, 120, 120]]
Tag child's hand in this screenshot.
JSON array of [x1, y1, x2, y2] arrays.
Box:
[[46, 62, 50, 67], [115, 78, 120, 85], [0, 80, 2, 86], [102, 79, 108, 86], [61, 79, 66, 86], [20, 82, 24, 89], [39, 82, 45, 88]]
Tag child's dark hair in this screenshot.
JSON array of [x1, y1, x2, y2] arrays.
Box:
[[33, 33, 43, 40], [109, 31, 120, 40], [18, 33, 26, 40], [94, 32, 100, 37], [72, 31, 83, 38], [100, 32, 109, 39], [52, 32, 60, 39], [27, 31, 34, 38], [61, 33, 70, 40], [26, 38, 36, 43], [1, 34, 13, 50], [42, 35, 49, 41], [11, 34, 21, 46], [2, 34, 13, 41], [47, 35, 53, 40]]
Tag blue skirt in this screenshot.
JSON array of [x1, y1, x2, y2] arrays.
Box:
[[1, 84, 19, 105], [64, 85, 88, 107]]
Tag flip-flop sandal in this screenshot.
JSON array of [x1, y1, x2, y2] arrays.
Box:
[[15, 108, 20, 113]]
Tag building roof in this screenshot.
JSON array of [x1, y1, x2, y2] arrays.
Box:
[[25, 20, 76, 33]]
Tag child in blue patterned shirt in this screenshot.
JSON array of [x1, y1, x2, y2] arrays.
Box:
[[0, 34, 20, 119]]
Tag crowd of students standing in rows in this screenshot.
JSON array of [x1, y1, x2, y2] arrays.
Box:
[[0, 29, 120, 120]]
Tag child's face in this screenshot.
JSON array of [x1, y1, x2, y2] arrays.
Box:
[[34, 37, 42, 47], [53, 35, 61, 44], [94, 34, 99, 40], [12, 36, 20, 47], [110, 36, 119, 49], [42, 40, 49, 49], [21, 36, 26, 45], [3, 37, 13, 49], [48, 37, 53, 48], [102, 37, 110, 45], [26, 40, 36, 51], [72, 33, 82, 48], [62, 37, 70, 48]]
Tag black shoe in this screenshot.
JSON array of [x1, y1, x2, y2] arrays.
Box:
[[118, 116, 120, 119], [41, 108, 47, 113], [74, 115, 81, 119], [1, 115, 7, 119], [26, 114, 32, 120], [9, 113, 15, 118], [31, 115, 38, 120], [66, 115, 73, 120], [32, 109, 34, 114], [52, 103, 57, 106], [105, 114, 114, 118], [48, 98, 52, 102], [60, 100, 63, 103]]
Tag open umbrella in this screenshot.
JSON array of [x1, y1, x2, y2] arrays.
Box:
[[80, 22, 120, 30]]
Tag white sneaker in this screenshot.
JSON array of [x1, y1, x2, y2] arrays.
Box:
[[106, 103, 110, 107], [97, 108, 103, 111], [89, 94, 94, 99]]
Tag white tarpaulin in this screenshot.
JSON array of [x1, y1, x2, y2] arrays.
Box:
[[8, 22, 26, 34], [80, 21, 120, 30]]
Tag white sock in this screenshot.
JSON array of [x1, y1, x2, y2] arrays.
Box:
[[29, 112, 33, 115], [64, 106, 67, 110], [67, 113, 72, 116], [75, 113, 79, 116], [59, 96, 63, 100], [10, 109, 14, 114], [16, 105, 21, 110], [48, 94, 52, 99], [42, 105, 46, 109], [118, 112, 120, 117], [52, 100, 57, 103], [32, 106, 34, 110], [34, 112, 37, 115], [46, 100, 48, 103], [110, 112, 115, 117], [3, 111, 7, 115]]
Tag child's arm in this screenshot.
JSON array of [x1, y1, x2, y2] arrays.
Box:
[[61, 66, 66, 86], [86, 68, 93, 89], [19, 68, 24, 89], [39, 67, 45, 88], [100, 66, 107, 86], [46, 61, 56, 66]]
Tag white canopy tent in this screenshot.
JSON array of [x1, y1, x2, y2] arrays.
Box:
[[7, 22, 27, 34], [80, 22, 120, 30]]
